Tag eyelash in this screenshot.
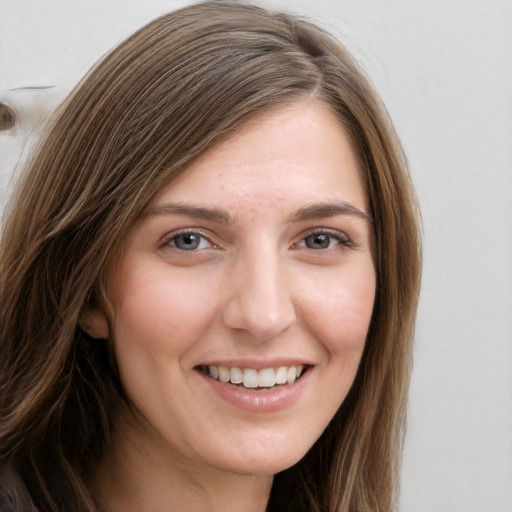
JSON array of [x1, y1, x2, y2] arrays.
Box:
[[160, 228, 352, 253], [160, 229, 216, 252], [295, 228, 353, 252]]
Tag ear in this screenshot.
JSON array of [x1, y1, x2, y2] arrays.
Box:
[[79, 308, 110, 339]]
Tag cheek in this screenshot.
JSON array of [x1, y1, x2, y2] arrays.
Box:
[[300, 262, 376, 355], [108, 267, 222, 415], [288, 262, 376, 445], [111, 266, 219, 354]]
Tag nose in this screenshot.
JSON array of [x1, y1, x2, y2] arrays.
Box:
[[222, 247, 296, 342]]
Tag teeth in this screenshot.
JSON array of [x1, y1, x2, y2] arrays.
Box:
[[243, 368, 258, 388], [230, 367, 243, 384], [203, 364, 307, 389], [218, 366, 230, 383], [275, 366, 287, 384], [258, 368, 275, 387]]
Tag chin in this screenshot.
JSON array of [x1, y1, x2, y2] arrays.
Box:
[[205, 435, 313, 477]]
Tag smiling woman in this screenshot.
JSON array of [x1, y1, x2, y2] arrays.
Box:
[[0, 2, 421, 512], [84, 101, 377, 507]]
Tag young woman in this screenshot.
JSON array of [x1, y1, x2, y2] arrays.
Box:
[[0, 2, 422, 511]]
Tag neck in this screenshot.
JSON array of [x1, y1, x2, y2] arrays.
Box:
[[91, 418, 273, 512]]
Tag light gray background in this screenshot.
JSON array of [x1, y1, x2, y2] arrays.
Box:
[[1, 1, 511, 511]]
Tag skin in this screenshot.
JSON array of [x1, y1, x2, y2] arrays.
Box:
[[86, 99, 376, 512]]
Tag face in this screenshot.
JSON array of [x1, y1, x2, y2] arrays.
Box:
[[91, 99, 375, 477]]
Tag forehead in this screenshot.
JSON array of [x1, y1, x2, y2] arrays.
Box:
[[155, 99, 367, 216]]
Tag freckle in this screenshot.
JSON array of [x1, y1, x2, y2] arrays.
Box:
[[0, 102, 17, 131]]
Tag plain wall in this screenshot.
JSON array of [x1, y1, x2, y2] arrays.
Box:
[[1, 1, 511, 511]]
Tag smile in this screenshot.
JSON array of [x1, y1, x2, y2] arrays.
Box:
[[196, 364, 307, 389]]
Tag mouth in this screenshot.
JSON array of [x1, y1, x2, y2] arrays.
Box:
[[195, 364, 310, 390]]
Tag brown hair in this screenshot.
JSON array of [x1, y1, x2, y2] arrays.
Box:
[[0, 2, 421, 511]]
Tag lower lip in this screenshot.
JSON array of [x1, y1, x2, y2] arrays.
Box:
[[197, 369, 311, 413]]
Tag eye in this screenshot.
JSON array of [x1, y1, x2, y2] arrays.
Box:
[[167, 232, 212, 251], [299, 230, 351, 250], [304, 233, 333, 249]]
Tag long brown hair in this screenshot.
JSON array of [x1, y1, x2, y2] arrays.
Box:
[[0, 2, 421, 511]]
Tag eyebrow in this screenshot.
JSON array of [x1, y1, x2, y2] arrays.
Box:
[[287, 201, 371, 223], [146, 200, 371, 224], [146, 202, 231, 223]]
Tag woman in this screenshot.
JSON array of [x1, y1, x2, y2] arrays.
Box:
[[0, 2, 421, 511]]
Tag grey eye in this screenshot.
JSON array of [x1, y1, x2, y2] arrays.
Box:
[[304, 233, 332, 249], [173, 233, 202, 250]]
